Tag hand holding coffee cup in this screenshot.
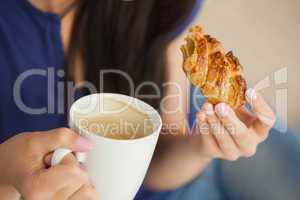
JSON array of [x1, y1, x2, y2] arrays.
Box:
[[51, 93, 162, 200], [0, 128, 96, 199]]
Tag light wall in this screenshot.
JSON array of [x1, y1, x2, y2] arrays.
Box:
[[195, 0, 300, 132]]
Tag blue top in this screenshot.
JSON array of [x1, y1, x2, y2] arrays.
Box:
[[0, 0, 67, 143], [2, 2, 300, 200], [0, 0, 203, 143]]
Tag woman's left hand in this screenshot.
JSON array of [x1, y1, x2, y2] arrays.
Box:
[[192, 88, 276, 161]]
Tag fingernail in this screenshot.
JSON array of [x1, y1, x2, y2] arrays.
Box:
[[215, 103, 229, 117], [76, 137, 93, 152], [246, 88, 257, 103], [204, 103, 214, 115], [197, 112, 206, 121]]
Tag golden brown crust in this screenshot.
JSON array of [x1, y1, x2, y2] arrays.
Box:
[[181, 26, 247, 108]]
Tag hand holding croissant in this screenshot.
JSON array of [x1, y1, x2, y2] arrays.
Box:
[[181, 26, 276, 161]]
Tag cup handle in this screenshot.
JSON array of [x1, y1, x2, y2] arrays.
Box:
[[51, 148, 87, 166]]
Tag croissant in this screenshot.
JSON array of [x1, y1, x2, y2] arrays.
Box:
[[180, 26, 247, 108]]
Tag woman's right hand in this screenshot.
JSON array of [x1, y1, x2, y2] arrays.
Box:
[[0, 128, 98, 200], [191, 89, 275, 161]]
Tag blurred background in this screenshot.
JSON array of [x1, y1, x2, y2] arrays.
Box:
[[195, 0, 300, 132]]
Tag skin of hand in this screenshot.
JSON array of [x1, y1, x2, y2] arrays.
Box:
[[145, 88, 276, 191], [191, 88, 276, 161], [0, 184, 20, 200], [0, 128, 98, 200], [144, 31, 276, 190], [45, 153, 99, 200]]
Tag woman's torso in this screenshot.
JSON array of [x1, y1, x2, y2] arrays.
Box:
[[0, 0, 67, 143], [0, 0, 203, 143]]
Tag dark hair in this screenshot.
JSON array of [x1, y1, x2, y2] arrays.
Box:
[[67, 0, 196, 109]]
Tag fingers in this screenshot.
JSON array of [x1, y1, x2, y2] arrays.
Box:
[[36, 128, 93, 154], [69, 185, 98, 200], [194, 111, 223, 158], [39, 163, 89, 191], [43, 154, 91, 200], [44, 153, 52, 167], [235, 106, 256, 126], [215, 103, 259, 157], [203, 103, 241, 161], [194, 92, 275, 162], [50, 155, 89, 199], [195, 111, 210, 135], [58, 153, 79, 166], [22, 162, 89, 199], [246, 88, 276, 135]]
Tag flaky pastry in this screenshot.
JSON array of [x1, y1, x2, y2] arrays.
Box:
[[181, 26, 247, 108]]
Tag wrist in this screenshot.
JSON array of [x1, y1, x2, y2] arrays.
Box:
[[0, 144, 12, 187], [0, 144, 6, 185]]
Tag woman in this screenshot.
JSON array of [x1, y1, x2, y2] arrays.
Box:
[[0, 0, 275, 199]]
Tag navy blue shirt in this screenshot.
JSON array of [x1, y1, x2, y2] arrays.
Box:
[[0, 0, 202, 142], [5, 2, 297, 200], [0, 0, 67, 143]]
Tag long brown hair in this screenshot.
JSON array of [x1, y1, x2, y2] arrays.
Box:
[[67, 0, 196, 109]]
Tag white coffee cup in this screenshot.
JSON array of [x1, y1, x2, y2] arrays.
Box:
[[51, 93, 162, 200]]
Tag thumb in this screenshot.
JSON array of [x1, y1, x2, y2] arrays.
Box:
[[246, 89, 276, 128], [37, 128, 93, 154]]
